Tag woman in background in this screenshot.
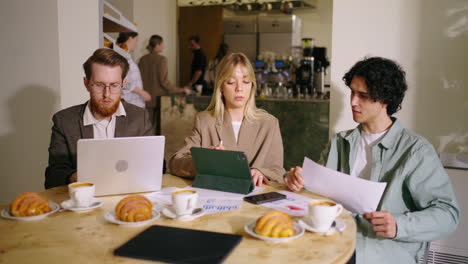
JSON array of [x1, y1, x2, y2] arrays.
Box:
[[116, 32, 151, 108], [205, 43, 229, 91], [169, 53, 285, 186], [138, 35, 189, 109]]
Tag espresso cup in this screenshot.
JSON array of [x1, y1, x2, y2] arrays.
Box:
[[307, 200, 343, 232], [68, 182, 95, 208], [172, 189, 198, 216]]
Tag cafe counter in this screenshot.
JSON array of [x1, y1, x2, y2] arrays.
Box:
[[158, 95, 329, 169]]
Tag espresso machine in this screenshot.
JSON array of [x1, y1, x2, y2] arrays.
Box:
[[312, 47, 330, 97], [295, 38, 314, 97], [294, 38, 330, 98]]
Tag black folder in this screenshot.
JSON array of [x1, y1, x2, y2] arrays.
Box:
[[190, 147, 254, 194], [114, 225, 242, 264]]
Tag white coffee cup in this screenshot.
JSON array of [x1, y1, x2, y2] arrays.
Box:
[[68, 182, 95, 208], [307, 200, 343, 232], [195, 84, 203, 95], [172, 189, 198, 216]]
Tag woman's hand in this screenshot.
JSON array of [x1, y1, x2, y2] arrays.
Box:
[[251, 168, 269, 187], [211, 141, 225, 150], [285, 166, 304, 192]]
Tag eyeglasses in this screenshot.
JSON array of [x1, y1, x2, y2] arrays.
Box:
[[90, 82, 122, 94]]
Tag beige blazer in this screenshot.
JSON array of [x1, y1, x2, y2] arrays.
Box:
[[138, 52, 177, 108], [169, 110, 285, 182]]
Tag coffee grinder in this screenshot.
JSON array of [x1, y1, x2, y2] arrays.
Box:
[[295, 38, 314, 98], [312, 47, 330, 97]]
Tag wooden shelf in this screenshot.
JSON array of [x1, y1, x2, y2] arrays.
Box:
[[102, 33, 128, 56], [102, 0, 137, 32]]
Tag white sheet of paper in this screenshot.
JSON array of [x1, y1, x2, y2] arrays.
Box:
[[260, 191, 315, 217], [302, 157, 387, 214], [145, 186, 265, 215]]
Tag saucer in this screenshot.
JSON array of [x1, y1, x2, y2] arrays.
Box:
[[298, 218, 346, 235], [104, 209, 160, 227], [1, 202, 60, 221], [60, 199, 103, 212], [244, 221, 304, 243], [162, 206, 206, 221]]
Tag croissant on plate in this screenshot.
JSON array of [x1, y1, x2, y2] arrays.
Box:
[[10, 192, 52, 217], [115, 195, 153, 222], [255, 210, 295, 237]]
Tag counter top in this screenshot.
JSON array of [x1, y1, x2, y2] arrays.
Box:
[[185, 95, 330, 103]]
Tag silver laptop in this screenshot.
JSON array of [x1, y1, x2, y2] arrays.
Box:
[[77, 136, 165, 196]]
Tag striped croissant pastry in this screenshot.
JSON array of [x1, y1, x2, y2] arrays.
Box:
[[115, 195, 153, 222], [255, 210, 295, 237], [10, 192, 52, 217]]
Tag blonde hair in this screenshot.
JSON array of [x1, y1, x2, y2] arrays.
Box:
[[205, 52, 268, 121]]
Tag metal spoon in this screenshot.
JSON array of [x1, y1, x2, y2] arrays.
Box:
[[331, 221, 342, 235]]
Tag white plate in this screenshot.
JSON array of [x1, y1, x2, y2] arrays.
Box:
[[104, 209, 160, 227], [60, 199, 103, 212], [244, 221, 304, 243], [1, 202, 60, 221], [298, 218, 346, 235], [161, 206, 206, 221]]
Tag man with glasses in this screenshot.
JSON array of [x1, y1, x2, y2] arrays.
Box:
[[45, 48, 154, 189]]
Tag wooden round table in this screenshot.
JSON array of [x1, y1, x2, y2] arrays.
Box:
[[0, 174, 355, 264]]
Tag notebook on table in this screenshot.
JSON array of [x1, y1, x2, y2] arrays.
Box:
[[114, 225, 242, 264], [77, 136, 165, 196]]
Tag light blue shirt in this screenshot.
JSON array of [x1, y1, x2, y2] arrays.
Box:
[[319, 119, 460, 264], [118, 50, 145, 108]]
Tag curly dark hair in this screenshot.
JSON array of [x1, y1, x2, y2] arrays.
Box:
[[342, 57, 407, 116]]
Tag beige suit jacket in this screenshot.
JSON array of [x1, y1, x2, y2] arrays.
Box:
[[169, 110, 285, 182], [138, 52, 177, 108]]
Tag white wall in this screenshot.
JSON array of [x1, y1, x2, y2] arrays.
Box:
[[0, 0, 61, 202], [330, 0, 468, 155], [0, 0, 100, 203], [134, 0, 178, 85], [57, 0, 100, 109]]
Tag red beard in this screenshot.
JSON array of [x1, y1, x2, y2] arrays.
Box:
[[90, 97, 121, 118]]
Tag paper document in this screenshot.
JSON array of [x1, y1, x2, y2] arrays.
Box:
[[145, 186, 264, 215], [260, 191, 315, 217], [302, 157, 387, 214]]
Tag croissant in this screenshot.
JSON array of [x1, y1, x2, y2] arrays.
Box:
[[115, 195, 153, 222], [10, 192, 52, 217], [255, 210, 295, 237]]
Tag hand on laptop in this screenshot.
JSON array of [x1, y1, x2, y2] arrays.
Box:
[[251, 168, 269, 187]]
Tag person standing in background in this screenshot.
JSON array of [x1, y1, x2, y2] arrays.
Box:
[[205, 43, 229, 91], [139, 35, 189, 109], [116, 32, 151, 108], [186, 35, 209, 95]]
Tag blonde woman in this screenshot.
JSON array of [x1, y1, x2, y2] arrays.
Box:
[[169, 53, 285, 186]]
